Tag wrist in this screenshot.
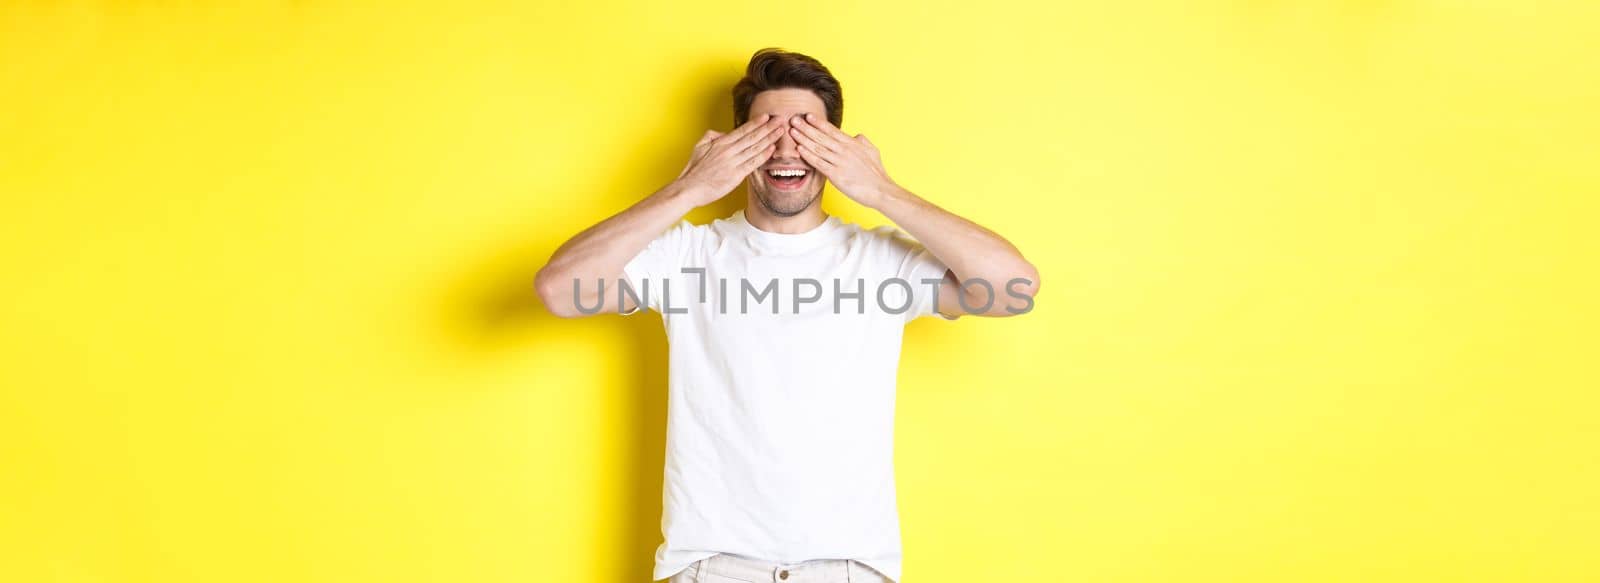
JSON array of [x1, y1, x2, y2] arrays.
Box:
[[662, 179, 713, 208], [864, 181, 909, 211]]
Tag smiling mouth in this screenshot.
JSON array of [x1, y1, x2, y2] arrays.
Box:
[[764, 167, 810, 191]]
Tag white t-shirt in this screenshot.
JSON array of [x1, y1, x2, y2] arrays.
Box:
[[621, 209, 951, 583]]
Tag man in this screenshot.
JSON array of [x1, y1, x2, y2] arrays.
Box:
[[535, 48, 1040, 583]]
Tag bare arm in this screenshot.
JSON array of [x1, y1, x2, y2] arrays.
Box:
[[788, 113, 1040, 318], [533, 183, 698, 317], [874, 186, 1040, 317], [535, 114, 786, 317]]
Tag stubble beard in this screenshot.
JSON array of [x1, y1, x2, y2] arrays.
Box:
[[751, 178, 823, 218]]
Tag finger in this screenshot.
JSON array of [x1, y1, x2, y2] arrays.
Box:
[[790, 118, 843, 154], [804, 112, 853, 142], [790, 126, 840, 158], [794, 130, 839, 165], [745, 127, 784, 160], [695, 130, 722, 148], [739, 143, 777, 171], [720, 113, 772, 145], [855, 133, 881, 161], [726, 115, 786, 153], [722, 114, 767, 143], [797, 143, 834, 171], [732, 120, 784, 156]]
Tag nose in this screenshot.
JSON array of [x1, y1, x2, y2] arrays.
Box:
[[774, 119, 799, 159]]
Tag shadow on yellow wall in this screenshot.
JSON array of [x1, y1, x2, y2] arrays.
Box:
[[440, 63, 755, 581]]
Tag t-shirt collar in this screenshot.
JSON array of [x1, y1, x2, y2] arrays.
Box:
[[729, 209, 843, 255]]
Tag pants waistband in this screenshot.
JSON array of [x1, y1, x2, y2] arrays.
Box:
[[703, 552, 856, 582]]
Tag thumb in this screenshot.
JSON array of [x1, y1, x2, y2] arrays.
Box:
[[697, 130, 723, 147]]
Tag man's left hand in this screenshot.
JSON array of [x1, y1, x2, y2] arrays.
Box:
[[788, 113, 899, 209]]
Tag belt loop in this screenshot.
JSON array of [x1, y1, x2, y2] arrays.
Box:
[[845, 559, 854, 583], [694, 557, 706, 583]]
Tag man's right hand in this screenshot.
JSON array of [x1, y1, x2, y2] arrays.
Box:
[[673, 113, 786, 207], [533, 115, 784, 318]]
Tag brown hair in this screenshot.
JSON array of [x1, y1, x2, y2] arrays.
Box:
[[732, 48, 843, 128]]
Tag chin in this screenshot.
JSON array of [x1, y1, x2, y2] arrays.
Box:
[[757, 189, 821, 217]]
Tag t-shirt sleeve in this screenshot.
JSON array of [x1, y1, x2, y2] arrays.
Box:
[[619, 219, 695, 315], [880, 227, 956, 322]]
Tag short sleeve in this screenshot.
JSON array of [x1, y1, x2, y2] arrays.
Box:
[[619, 219, 695, 315], [879, 227, 955, 322]]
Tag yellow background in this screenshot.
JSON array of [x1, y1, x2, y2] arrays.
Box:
[[3, 1, 1597, 581]]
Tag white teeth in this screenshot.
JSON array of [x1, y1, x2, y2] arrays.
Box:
[[768, 169, 807, 177]]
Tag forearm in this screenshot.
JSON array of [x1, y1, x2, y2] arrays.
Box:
[[535, 180, 699, 316], [536, 114, 781, 317], [874, 184, 1041, 298], [783, 113, 1039, 306]]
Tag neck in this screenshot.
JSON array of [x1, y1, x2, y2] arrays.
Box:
[[743, 191, 828, 234]]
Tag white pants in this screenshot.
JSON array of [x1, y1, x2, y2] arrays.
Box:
[[668, 552, 893, 583]]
